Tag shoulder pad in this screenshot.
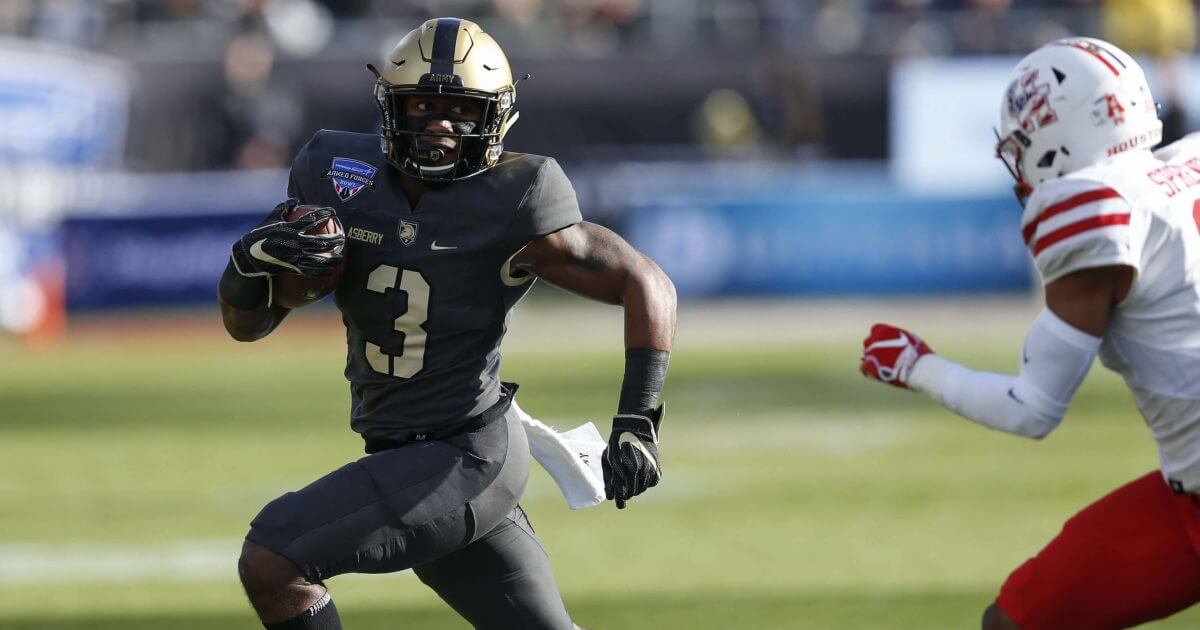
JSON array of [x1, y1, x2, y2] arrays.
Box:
[[289, 130, 386, 204], [1021, 177, 1136, 284], [300, 130, 382, 163], [1154, 132, 1200, 163]]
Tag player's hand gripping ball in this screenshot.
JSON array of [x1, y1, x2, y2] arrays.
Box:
[[271, 204, 347, 308], [860, 324, 933, 389]]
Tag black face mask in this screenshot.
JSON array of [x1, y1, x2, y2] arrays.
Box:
[[402, 115, 478, 165], [372, 80, 514, 183]]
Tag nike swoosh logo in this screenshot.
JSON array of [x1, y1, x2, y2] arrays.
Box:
[[249, 239, 300, 273], [430, 241, 458, 251], [866, 332, 910, 352], [618, 433, 658, 473], [1007, 388, 1025, 405]]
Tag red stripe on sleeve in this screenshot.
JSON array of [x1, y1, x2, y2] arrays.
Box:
[[1032, 213, 1130, 256], [1023, 187, 1123, 245]]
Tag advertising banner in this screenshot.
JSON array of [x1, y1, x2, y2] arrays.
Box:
[[626, 192, 1031, 298], [0, 39, 129, 337]]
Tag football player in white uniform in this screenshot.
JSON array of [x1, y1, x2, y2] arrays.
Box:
[[861, 38, 1200, 629]]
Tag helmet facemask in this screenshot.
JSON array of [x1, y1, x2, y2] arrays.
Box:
[[373, 76, 516, 184], [995, 128, 1036, 205], [371, 18, 520, 183]]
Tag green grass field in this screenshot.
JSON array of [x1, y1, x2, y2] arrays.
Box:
[[3, 297, 1199, 629]]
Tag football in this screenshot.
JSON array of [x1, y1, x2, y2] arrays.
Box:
[[271, 205, 346, 309]]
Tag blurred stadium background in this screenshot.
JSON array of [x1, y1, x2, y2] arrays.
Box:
[[4, 0, 1200, 628]]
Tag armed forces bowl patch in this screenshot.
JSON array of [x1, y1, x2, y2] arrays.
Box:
[[324, 158, 378, 202]]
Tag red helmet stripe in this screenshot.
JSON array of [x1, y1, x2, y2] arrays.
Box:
[[1060, 41, 1120, 76]]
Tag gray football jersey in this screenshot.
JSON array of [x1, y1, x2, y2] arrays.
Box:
[[287, 130, 582, 440]]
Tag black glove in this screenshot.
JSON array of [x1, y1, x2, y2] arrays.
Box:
[[602, 404, 664, 509], [230, 199, 345, 278]]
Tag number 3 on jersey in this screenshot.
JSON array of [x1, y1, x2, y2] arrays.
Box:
[[364, 264, 430, 378]]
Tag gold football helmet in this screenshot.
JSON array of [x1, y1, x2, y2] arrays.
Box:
[[369, 18, 519, 182]]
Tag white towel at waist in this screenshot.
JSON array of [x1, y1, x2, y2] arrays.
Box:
[[514, 400, 607, 510]]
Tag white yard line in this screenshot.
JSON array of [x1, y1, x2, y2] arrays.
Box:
[[0, 541, 411, 585], [0, 540, 238, 584]]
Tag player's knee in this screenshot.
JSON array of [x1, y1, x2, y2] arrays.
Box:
[[982, 603, 1020, 630], [238, 540, 304, 595]]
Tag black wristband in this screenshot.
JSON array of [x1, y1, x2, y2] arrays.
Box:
[[218, 258, 268, 310], [617, 348, 670, 416]]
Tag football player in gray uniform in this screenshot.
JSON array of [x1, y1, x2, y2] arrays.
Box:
[[216, 17, 676, 630]]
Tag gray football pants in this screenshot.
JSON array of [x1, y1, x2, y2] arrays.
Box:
[[245, 405, 573, 629]]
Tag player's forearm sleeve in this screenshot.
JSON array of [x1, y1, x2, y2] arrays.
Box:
[[617, 349, 670, 416], [218, 259, 268, 310], [907, 309, 1101, 439]]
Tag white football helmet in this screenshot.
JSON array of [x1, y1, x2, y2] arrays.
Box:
[[996, 37, 1162, 200]]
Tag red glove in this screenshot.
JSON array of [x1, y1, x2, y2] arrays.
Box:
[[860, 324, 933, 390]]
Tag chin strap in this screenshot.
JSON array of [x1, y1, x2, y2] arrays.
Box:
[[413, 161, 455, 175], [414, 145, 447, 163], [1014, 181, 1034, 207], [405, 154, 453, 170], [402, 116, 479, 177], [500, 110, 519, 140]]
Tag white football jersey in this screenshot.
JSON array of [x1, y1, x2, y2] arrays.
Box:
[[1021, 136, 1200, 491]]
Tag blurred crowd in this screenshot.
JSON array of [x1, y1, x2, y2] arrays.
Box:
[[3, 0, 1194, 57], [0, 0, 1195, 170]]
